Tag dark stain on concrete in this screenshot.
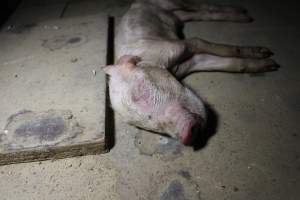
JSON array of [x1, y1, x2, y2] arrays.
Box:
[[160, 180, 186, 200], [15, 117, 65, 142], [148, 171, 202, 200], [233, 186, 239, 192], [71, 58, 78, 63], [67, 37, 81, 44], [178, 170, 191, 180], [134, 133, 183, 161], [157, 138, 182, 155], [2, 109, 84, 150], [42, 35, 86, 51]]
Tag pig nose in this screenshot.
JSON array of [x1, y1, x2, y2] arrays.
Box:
[[180, 122, 202, 145]]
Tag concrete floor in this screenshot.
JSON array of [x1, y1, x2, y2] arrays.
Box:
[[0, 0, 299, 199]]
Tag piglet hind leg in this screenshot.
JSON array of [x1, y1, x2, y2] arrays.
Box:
[[173, 3, 253, 23], [184, 38, 274, 59], [172, 54, 280, 79], [190, 3, 248, 13]]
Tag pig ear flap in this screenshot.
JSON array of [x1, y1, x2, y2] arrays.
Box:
[[101, 65, 115, 75], [116, 55, 141, 66]]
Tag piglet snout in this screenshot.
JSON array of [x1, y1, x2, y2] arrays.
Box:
[[179, 116, 204, 145]]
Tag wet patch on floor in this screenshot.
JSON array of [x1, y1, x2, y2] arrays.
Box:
[[160, 180, 187, 200], [0, 109, 83, 151], [42, 34, 87, 51], [134, 131, 183, 161], [148, 171, 201, 200], [14, 116, 65, 141], [178, 170, 192, 180]]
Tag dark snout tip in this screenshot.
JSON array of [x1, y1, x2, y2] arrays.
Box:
[[180, 122, 203, 146]]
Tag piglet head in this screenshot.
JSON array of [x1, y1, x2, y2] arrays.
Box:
[[102, 55, 141, 76]]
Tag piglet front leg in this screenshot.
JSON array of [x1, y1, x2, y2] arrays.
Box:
[[103, 55, 207, 145]]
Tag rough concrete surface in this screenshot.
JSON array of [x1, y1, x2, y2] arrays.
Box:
[[0, 0, 300, 200], [0, 0, 110, 161]]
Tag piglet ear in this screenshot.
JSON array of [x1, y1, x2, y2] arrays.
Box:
[[101, 65, 115, 75], [116, 55, 141, 66]]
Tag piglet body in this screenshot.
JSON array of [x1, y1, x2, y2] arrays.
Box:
[[104, 55, 206, 145]]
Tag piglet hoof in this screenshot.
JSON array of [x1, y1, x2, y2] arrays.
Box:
[[239, 47, 274, 59], [246, 59, 280, 73], [263, 63, 280, 72], [259, 59, 280, 72], [257, 47, 274, 58]]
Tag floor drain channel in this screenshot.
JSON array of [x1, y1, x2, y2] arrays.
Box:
[[104, 16, 115, 150]]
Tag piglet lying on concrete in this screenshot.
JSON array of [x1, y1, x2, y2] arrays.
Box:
[[103, 55, 206, 145], [104, 0, 279, 145]]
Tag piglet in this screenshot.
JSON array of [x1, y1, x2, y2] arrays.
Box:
[[103, 55, 206, 145]]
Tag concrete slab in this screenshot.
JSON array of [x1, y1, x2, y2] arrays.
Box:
[[0, 0, 108, 164]]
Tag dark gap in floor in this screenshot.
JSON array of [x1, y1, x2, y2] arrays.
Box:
[[105, 16, 115, 150]]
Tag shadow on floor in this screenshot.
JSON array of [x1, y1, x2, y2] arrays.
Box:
[[192, 103, 219, 151], [104, 16, 116, 150]]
